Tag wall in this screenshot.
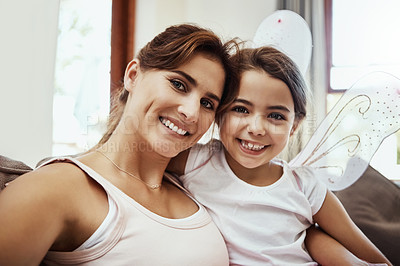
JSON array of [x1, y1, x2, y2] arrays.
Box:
[[0, 0, 278, 167], [0, 0, 60, 167], [135, 0, 278, 54], [134, 0, 278, 143]]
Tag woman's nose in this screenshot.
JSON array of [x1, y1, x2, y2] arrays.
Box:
[[178, 97, 200, 123], [246, 115, 266, 136]]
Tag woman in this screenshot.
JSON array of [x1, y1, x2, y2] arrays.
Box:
[[0, 24, 239, 265]]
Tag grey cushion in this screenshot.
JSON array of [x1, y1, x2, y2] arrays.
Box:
[[0, 155, 32, 191], [335, 166, 400, 265]]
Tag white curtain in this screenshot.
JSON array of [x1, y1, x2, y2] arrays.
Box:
[[277, 0, 328, 161]]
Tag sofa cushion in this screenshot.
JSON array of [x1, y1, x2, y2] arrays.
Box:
[[0, 155, 33, 191], [335, 166, 400, 265]]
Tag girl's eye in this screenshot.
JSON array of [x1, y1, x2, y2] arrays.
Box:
[[232, 106, 249, 114], [170, 79, 186, 92], [268, 113, 285, 120], [200, 98, 215, 110]]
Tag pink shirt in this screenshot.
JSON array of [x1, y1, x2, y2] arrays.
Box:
[[41, 157, 229, 266]]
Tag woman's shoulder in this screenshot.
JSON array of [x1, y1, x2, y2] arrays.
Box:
[[4, 160, 91, 209], [35, 159, 89, 184], [0, 160, 101, 262]]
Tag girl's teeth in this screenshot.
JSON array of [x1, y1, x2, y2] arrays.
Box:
[[241, 140, 265, 151]]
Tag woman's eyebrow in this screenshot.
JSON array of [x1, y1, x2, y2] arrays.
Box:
[[171, 70, 197, 86], [172, 70, 221, 103], [206, 92, 221, 103]]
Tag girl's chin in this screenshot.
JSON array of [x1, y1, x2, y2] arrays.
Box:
[[236, 159, 265, 169], [226, 152, 263, 169]]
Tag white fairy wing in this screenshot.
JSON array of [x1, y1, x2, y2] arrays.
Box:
[[289, 72, 400, 191], [253, 10, 312, 76]]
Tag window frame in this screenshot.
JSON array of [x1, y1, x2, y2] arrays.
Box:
[[325, 0, 400, 180], [110, 0, 136, 97]]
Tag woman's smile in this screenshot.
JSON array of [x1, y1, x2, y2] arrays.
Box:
[[123, 53, 225, 157], [160, 117, 190, 136]]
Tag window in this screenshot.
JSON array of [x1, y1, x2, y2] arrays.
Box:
[[53, 0, 112, 156], [327, 0, 400, 180]]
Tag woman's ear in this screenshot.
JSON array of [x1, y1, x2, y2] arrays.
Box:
[[124, 59, 140, 92]]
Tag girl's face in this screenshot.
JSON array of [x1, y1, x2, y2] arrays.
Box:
[[124, 53, 225, 158], [220, 69, 297, 169]]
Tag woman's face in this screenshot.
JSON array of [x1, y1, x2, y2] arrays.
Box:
[[220, 69, 296, 169], [124, 53, 225, 157]]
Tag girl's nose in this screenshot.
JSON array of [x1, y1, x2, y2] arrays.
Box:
[[247, 115, 266, 136]]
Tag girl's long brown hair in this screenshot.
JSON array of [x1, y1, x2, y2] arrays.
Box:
[[216, 46, 307, 127]]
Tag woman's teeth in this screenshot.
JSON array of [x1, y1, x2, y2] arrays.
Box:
[[160, 118, 188, 136], [240, 140, 266, 151]]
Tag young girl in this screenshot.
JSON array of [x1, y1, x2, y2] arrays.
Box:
[[168, 46, 391, 265]]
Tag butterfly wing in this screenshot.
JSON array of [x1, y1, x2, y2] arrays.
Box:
[[289, 72, 400, 191], [253, 10, 312, 76]]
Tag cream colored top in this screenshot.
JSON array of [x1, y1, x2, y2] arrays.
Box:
[[41, 157, 229, 266]]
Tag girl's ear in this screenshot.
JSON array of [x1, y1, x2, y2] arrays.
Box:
[[124, 59, 140, 92], [290, 121, 299, 136]]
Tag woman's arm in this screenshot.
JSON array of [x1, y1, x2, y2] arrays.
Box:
[[312, 190, 392, 265], [0, 164, 85, 265]]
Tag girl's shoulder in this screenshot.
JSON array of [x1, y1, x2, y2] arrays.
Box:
[[184, 139, 223, 174], [276, 159, 320, 189], [191, 138, 223, 152], [277, 159, 316, 178]]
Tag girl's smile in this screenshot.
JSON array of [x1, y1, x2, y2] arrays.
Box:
[[220, 69, 296, 170], [237, 139, 268, 153]]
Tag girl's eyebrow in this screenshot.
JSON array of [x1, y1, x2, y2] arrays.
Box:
[[267, 105, 291, 113], [234, 98, 253, 106], [172, 70, 221, 103], [234, 98, 291, 112]]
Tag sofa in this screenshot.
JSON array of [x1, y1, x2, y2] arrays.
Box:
[[1, 155, 399, 264], [334, 166, 400, 265]]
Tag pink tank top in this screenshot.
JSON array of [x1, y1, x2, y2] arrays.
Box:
[[41, 157, 229, 265]]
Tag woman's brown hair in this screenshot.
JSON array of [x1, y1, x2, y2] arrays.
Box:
[[95, 24, 239, 148]]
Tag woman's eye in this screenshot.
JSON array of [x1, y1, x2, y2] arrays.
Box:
[[232, 106, 249, 114], [269, 113, 285, 120], [200, 99, 214, 110], [170, 80, 186, 92]]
